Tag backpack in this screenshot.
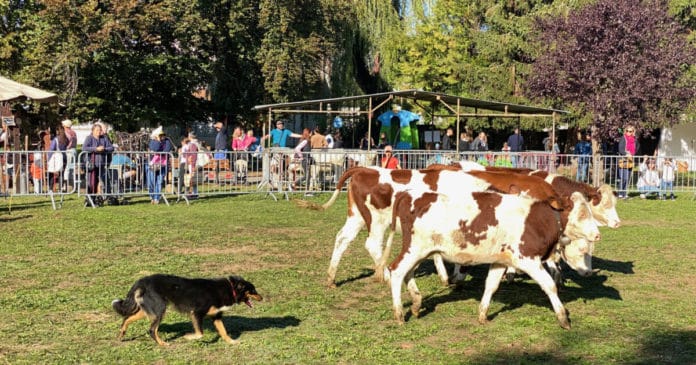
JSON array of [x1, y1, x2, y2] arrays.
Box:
[[193, 141, 211, 168]]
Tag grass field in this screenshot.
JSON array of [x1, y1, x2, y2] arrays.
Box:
[[1, 193, 695, 364]]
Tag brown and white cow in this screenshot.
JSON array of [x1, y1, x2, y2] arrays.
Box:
[[315, 166, 565, 287], [385, 190, 601, 329]]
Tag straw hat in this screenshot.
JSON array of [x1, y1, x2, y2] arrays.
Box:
[[151, 126, 164, 139]]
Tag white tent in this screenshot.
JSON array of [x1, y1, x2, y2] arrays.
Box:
[[657, 123, 696, 171], [0, 76, 58, 103]]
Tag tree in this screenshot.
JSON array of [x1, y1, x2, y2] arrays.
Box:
[[526, 0, 696, 141]]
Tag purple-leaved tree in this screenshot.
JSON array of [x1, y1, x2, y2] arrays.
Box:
[[526, 0, 695, 142]]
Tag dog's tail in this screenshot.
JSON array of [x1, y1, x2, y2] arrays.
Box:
[[112, 287, 141, 317]]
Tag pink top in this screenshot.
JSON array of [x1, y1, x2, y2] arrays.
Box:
[[232, 135, 257, 151], [625, 135, 636, 155]]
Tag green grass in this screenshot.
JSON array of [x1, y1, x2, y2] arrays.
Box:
[[1, 193, 695, 364]]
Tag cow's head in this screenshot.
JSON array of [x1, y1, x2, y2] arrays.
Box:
[[590, 184, 621, 228], [559, 238, 595, 277], [563, 192, 601, 243]]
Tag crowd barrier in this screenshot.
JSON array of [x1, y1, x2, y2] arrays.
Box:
[[1, 147, 695, 209]]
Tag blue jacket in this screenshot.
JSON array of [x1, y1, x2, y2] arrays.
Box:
[[82, 134, 114, 166]]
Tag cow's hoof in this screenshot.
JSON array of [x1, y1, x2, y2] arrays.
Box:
[[557, 315, 571, 330], [394, 310, 405, 324]]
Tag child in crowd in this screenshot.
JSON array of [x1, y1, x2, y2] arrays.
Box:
[[637, 158, 661, 199], [30, 152, 43, 194], [660, 158, 676, 200]]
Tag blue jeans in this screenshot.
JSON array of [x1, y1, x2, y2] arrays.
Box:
[[661, 181, 674, 197], [147, 165, 166, 201], [638, 185, 661, 198], [617, 168, 631, 197], [576, 159, 590, 182]]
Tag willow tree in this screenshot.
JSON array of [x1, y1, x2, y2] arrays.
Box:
[[526, 0, 696, 142]]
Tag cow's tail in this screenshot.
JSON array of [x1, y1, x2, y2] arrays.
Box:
[[112, 286, 142, 317], [294, 167, 369, 211]]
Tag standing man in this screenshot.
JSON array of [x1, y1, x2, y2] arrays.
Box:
[[575, 131, 592, 182], [507, 127, 524, 167], [310, 126, 328, 149], [441, 127, 455, 150], [262, 120, 301, 147], [380, 145, 401, 169], [213, 121, 229, 183], [617, 125, 639, 199]]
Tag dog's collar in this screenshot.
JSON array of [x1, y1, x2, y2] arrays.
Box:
[[227, 278, 238, 303]]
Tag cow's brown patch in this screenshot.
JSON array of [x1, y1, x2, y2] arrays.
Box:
[[518, 201, 561, 259], [389, 192, 439, 270], [454, 192, 501, 247], [422, 170, 441, 190], [468, 170, 565, 210], [391, 169, 413, 185], [346, 169, 385, 231]]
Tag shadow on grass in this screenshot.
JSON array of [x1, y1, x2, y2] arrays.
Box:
[[334, 268, 374, 287], [0, 213, 33, 222], [592, 256, 635, 274], [635, 330, 696, 365], [158, 315, 301, 343], [461, 329, 696, 364], [408, 264, 622, 323]]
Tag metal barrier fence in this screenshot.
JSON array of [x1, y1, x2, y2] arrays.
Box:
[[2, 148, 695, 209]]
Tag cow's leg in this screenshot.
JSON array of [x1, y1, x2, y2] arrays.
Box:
[[519, 260, 570, 329], [365, 222, 388, 282], [390, 253, 421, 324], [375, 231, 395, 283], [545, 259, 564, 286], [478, 264, 507, 324], [327, 216, 365, 287], [432, 254, 450, 286], [448, 263, 469, 284], [405, 270, 422, 317]]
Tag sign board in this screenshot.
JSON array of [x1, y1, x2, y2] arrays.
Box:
[[1, 116, 15, 127]]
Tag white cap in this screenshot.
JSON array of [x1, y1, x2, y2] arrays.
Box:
[[151, 126, 164, 139], [61, 119, 72, 128]]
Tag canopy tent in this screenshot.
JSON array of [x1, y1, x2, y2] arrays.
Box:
[[253, 89, 568, 151], [0, 76, 58, 103]]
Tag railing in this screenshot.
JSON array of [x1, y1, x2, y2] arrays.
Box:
[[1, 147, 695, 209]]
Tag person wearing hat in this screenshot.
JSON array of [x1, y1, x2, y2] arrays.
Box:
[[147, 126, 172, 204], [61, 119, 78, 190], [261, 120, 301, 148]]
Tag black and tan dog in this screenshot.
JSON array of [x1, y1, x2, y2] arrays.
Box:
[[112, 274, 262, 346]]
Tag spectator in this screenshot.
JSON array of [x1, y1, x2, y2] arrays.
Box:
[[262, 120, 301, 147], [333, 132, 343, 148], [470, 131, 488, 151], [146, 126, 169, 205], [179, 136, 199, 198], [47, 127, 68, 192], [30, 152, 43, 194], [380, 145, 400, 169], [214, 121, 229, 153], [325, 130, 335, 148], [441, 127, 455, 150], [617, 125, 639, 199], [637, 157, 661, 199], [507, 127, 524, 167], [659, 157, 676, 200], [82, 123, 114, 205], [359, 131, 375, 150], [232, 126, 255, 183], [377, 132, 388, 149], [310, 126, 328, 149], [247, 130, 260, 153], [62, 119, 77, 190], [288, 128, 312, 190], [575, 132, 592, 182]]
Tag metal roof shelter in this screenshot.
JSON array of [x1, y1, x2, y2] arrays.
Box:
[[253, 89, 568, 151]]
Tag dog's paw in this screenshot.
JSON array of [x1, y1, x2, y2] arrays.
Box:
[[183, 333, 203, 341], [224, 338, 240, 345]]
